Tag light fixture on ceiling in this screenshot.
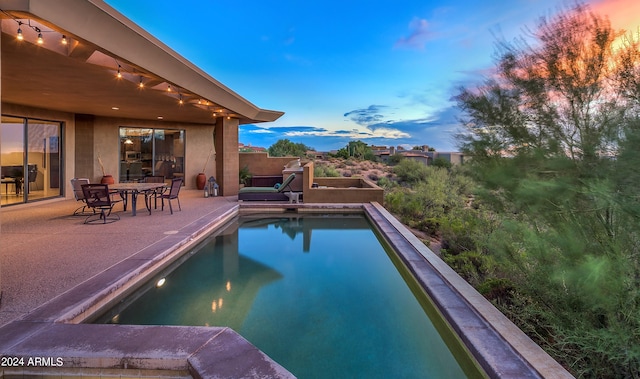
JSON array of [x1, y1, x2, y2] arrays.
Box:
[[124, 138, 133, 145], [16, 22, 23, 41], [179, 94, 184, 105], [36, 27, 43, 44], [138, 76, 144, 88], [61, 35, 67, 45], [116, 65, 122, 79], [167, 84, 172, 92], [4, 15, 62, 45]]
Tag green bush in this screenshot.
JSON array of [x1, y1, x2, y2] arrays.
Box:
[[314, 163, 340, 177], [442, 250, 490, 286], [384, 165, 476, 236], [387, 154, 405, 165], [393, 159, 430, 184], [432, 157, 453, 169]]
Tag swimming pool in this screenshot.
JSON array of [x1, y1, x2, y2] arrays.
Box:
[[95, 214, 475, 378]]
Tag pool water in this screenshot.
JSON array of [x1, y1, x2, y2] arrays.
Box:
[[97, 215, 468, 378]]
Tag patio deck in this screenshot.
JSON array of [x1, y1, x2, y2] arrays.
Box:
[[0, 190, 238, 327]]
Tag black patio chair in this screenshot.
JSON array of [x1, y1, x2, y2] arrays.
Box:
[[143, 175, 165, 209], [160, 177, 183, 214], [81, 183, 120, 224], [71, 178, 93, 216]]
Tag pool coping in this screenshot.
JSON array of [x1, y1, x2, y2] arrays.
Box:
[[0, 201, 573, 378], [364, 203, 574, 379]]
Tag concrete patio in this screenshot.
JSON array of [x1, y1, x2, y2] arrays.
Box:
[[0, 190, 238, 327]]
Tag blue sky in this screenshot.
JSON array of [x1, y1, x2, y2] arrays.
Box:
[[105, 0, 636, 152]]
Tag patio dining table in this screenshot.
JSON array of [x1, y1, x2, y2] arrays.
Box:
[[109, 182, 167, 216]]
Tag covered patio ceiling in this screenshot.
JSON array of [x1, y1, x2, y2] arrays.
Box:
[[0, 0, 283, 125]]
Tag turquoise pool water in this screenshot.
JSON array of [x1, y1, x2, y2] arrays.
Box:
[[97, 214, 468, 378]]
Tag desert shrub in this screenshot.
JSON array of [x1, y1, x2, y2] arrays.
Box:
[[432, 157, 453, 169], [442, 250, 490, 286], [384, 166, 475, 236], [393, 159, 430, 184], [376, 176, 396, 190], [314, 164, 340, 177], [387, 154, 405, 165]]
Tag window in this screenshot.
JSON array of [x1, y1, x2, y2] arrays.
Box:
[[119, 127, 185, 182]]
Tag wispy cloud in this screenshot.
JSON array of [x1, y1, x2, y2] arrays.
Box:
[[241, 125, 275, 134], [394, 18, 433, 50], [343, 105, 388, 125]]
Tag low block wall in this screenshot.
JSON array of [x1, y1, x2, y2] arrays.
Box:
[[303, 162, 384, 204], [239, 153, 299, 176]]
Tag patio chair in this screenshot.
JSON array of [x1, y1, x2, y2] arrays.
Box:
[[160, 177, 183, 214], [71, 178, 93, 216], [81, 183, 120, 224], [238, 173, 297, 201], [144, 175, 165, 209]]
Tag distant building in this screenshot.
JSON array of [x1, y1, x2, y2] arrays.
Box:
[[401, 153, 430, 165], [239, 143, 267, 153], [370, 144, 464, 165]]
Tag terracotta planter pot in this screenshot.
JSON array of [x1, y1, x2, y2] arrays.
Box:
[[101, 175, 115, 184], [196, 173, 207, 190]]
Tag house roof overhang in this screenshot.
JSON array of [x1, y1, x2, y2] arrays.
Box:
[[0, 0, 284, 125]]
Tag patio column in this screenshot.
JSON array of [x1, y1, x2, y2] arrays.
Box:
[[214, 117, 239, 196]]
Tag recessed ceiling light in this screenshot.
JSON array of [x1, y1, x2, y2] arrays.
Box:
[[111, 107, 119, 110], [157, 116, 163, 120]]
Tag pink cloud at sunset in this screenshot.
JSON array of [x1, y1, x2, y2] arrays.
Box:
[[590, 0, 640, 32]]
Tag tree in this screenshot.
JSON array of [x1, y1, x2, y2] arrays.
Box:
[[456, 3, 627, 168], [455, 3, 640, 377], [333, 140, 376, 160], [268, 139, 312, 157]]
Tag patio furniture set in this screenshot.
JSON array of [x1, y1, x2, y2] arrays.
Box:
[[71, 177, 182, 224]]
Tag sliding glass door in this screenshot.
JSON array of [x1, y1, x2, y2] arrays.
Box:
[[119, 127, 184, 182], [1, 116, 62, 206]]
